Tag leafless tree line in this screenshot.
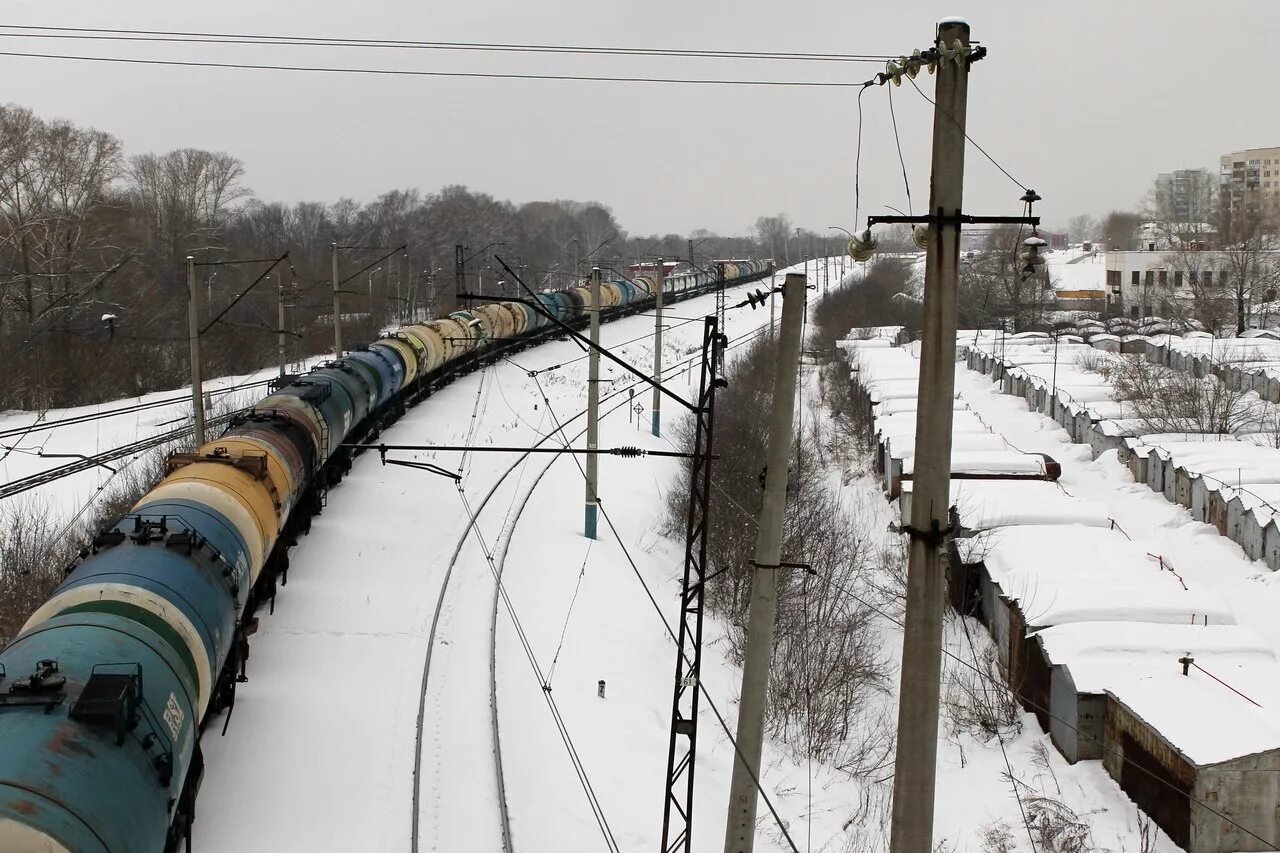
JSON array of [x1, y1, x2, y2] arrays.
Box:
[[0, 102, 798, 411], [662, 334, 893, 775], [1100, 350, 1275, 436], [0, 436, 188, 645]]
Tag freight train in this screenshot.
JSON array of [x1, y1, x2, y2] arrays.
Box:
[[0, 260, 771, 852]]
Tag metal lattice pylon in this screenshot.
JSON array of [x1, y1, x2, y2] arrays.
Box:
[[660, 316, 724, 853]]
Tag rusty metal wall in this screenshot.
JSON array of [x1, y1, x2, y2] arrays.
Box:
[[1104, 696, 1194, 849]]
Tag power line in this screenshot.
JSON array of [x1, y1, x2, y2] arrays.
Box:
[[886, 82, 913, 217], [0, 25, 894, 63], [0, 253, 133, 364], [905, 74, 1028, 192], [0, 49, 886, 87], [521, 343, 802, 853], [956, 611, 1036, 851], [854, 82, 872, 224], [454, 484, 621, 853]]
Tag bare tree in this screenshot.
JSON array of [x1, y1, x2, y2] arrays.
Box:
[[1108, 353, 1266, 434], [1215, 205, 1280, 333], [957, 225, 1052, 331], [1066, 214, 1098, 244], [753, 213, 794, 264], [1103, 211, 1142, 251]]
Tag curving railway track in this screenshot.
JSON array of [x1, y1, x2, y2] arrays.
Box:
[[412, 292, 779, 850]]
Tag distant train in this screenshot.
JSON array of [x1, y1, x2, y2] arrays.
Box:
[[0, 260, 771, 852]]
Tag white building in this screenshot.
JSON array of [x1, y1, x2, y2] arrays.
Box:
[[1105, 248, 1280, 319]]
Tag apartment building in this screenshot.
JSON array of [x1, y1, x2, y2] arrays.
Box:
[[1220, 147, 1280, 220], [1155, 168, 1215, 223]]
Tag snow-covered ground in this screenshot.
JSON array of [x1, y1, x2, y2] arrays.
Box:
[[190, 262, 857, 852], [847, 332, 1280, 849], [0, 357, 324, 517], [9, 258, 1217, 851]]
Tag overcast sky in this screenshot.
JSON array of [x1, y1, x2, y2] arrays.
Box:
[[1, 1, 1275, 237]]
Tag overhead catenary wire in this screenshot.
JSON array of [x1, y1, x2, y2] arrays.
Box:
[[0, 376, 277, 441], [454, 485, 621, 853], [521, 330, 802, 853], [0, 50, 898, 87], [544, 534, 591, 688], [199, 253, 288, 335], [0, 25, 894, 63], [337, 244, 408, 288]]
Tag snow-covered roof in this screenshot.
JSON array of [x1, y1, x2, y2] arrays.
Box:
[[1040, 621, 1280, 764], [1045, 249, 1106, 294], [901, 480, 1112, 531], [875, 410, 986, 435], [839, 326, 904, 344], [1037, 622, 1275, 694], [901, 450, 1049, 478], [1107, 665, 1280, 766], [875, 397, 970, 417], [955, 524, 1233, 628]]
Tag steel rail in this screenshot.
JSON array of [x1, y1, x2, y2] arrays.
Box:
[[409, 270, 778, 852]]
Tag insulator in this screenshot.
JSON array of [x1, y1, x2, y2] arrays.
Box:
[[912, 225, 930, 250], [1021, 235, 1048, 268], [848, 229, 877, 263], [905, 50, 922, 79]]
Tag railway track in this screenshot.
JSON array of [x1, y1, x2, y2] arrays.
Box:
[[0, 407, 246, 499], [409, 286, 778, 851], [0, 376, 276, 441]]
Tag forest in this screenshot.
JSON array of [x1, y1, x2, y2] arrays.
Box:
[[0, 103, 846, 410]]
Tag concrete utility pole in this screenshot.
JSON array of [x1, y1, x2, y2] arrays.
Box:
[[652, 258, 665, 437], [889, 19, 971, 853], [723, 272, 806, 853], [186, 255, 206, 446], [277, 275, 288, 378], [584, 267, 602, 539], [331, 241, 343, 358]]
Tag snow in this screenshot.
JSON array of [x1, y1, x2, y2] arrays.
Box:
[[7, 257, 1241, 852], [1109, 666, 1280, 766], [900, 480, 1113, 532], [0, 358, 326, 518], [189, 261, 859, 852], [1034, 622, 1275, 695], [949, 341, 1280, 776]]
